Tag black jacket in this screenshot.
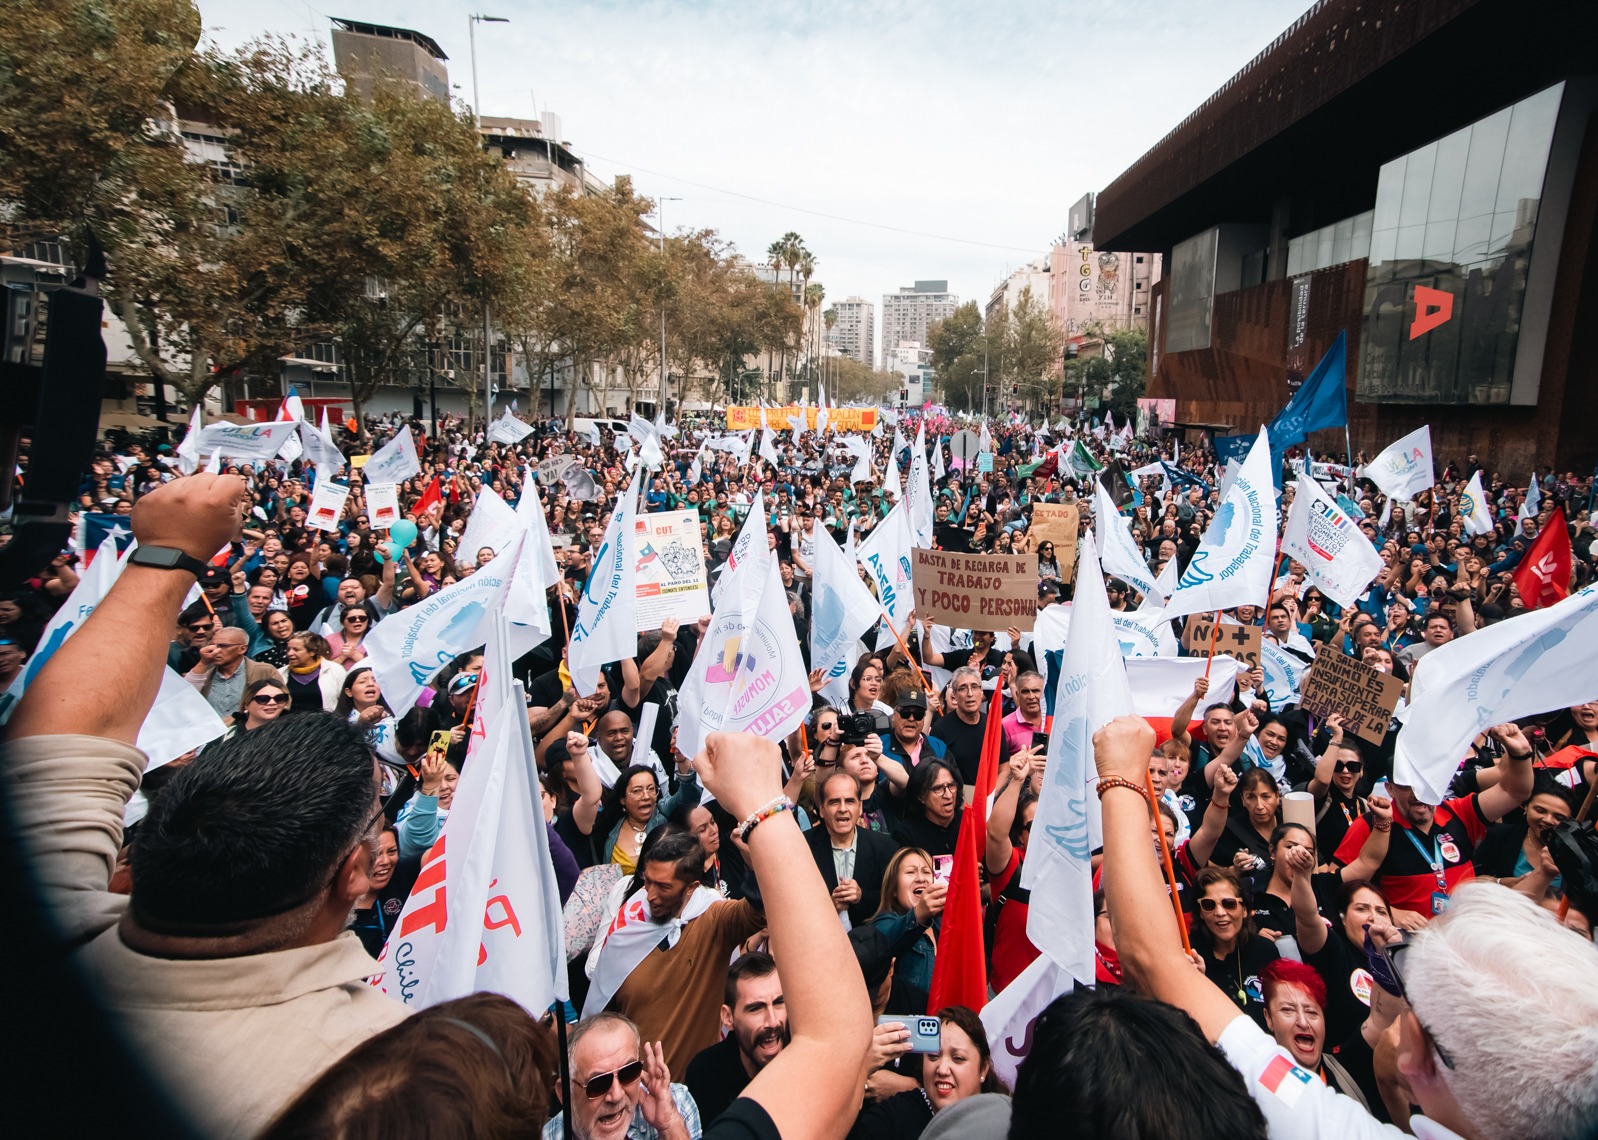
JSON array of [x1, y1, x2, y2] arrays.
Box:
[[804, 825, 901, 926]]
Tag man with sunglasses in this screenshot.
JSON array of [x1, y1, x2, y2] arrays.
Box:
[[10, 474, 408, 1137], [877, 687, 946, 781], [1092, 713, 1598, 1140], [544, 1013, 695, 1140]]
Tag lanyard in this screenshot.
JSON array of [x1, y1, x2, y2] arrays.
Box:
[[1402, 827, 1448, 890]]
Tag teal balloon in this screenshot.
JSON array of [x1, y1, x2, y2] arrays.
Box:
[[390, 519, 418, 550]]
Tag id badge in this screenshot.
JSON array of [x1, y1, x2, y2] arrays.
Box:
[[1431, 891, 1451, 916]]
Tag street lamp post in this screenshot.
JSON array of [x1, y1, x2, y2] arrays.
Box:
[[657, 196, 681, 417], [468, 13, 509, 429]]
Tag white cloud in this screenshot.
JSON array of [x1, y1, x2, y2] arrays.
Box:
[[201, 0, 1310, 365]]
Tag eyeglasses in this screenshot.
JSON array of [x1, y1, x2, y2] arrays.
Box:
[[1333, 760, 1363, 774], [1372, 937, 1456, 1069], [186, 622, 216, 632], [1197, 897, 1243, 913], [582, 1060, 644, 1099], [928, 783, 959, 797], [252, 693, 289, 706]]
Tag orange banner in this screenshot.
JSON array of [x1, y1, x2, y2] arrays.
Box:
[[725, 406, 877, 432]]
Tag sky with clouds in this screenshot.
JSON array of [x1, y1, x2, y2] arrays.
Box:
[[199, 0, 1311, 362]]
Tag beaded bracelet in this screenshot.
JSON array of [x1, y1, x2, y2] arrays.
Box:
[[1095, 776, 1152, 809], [737, 796, 795, 843]]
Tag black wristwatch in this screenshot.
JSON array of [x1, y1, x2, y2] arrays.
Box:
[[127, 545, 211, 576]]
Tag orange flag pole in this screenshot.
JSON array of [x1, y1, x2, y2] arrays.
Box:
[[1148, 770, 1193, 954]]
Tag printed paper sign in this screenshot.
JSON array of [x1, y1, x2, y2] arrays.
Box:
[[631, 510, 711, 630], [307, 481, 351, 533], [1181, 615, 1263, 670], [1299, 645, 1404, 745], [366, 482, 400, 530], [911, 548, 1038, 632]]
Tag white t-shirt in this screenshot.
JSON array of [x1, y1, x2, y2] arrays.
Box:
[[1216, 1015, 1463, 1140]]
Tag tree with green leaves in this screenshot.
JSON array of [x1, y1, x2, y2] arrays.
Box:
[[1063, 324, 1148, 423], [927, 300, 986, 411], [994, 286, 1064, 412]]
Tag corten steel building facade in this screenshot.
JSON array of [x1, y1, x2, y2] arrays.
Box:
[[1093, 0, 1598, 478]]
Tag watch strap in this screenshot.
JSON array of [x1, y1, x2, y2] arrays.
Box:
[[129, 545, 213, 577]]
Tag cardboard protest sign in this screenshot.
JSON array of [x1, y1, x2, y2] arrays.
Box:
[[1298, 645, 1404, 745], [632, 510, 711, 630], [1181, 615, 1262, 670], [911, 548, 1038, 631], [1029, 503, 1079, 582]]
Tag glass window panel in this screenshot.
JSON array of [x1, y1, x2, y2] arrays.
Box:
[[1398, 144, 1436, 229], [1394, 224, 1424, 261], [1496, 84, 1563, 216], [1372, 155, 1406, 231], [1423, 219, 1459, 261], [1368, 227, 1396, 267], [1428, 130, 1470, 223], [1459, 108, 1509, 225], [1452, 215, 1492, 265]]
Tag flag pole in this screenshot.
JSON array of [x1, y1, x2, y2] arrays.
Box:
[[1147, 770, 1192, 954], [554, 1000, 574, 1140], [1203, 610, 1222, 680], [882, 612, 932, 694], [1344, 424, 1356, 498]]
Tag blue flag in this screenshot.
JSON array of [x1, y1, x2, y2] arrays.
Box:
[[1162, 462, 1211, 497], [1213, 434, 1253, 466], [1268, 331, 1348, 482]]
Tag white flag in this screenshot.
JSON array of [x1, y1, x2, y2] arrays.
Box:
[[1026, 534, 1132, 985], [375, 652, 566, 1012], [298, 413, 346, 474], [758, 427, 781, 467], [712, 491, 767, 609], [676, 555, 811, 759], [1031, 602, 1178, 664], [1281, 474, 1382, 609], [978, 421, 993, 454], [363, 538, 524, 716], [816, 383, 829, 434], [364, 425, 423, 485], [809, 522, 881, 676], [1162, 426, 1277, 621], [456, 484, 522, 564], [907, 422, 934, 548], [981, 953, 1069, 1090], [1259, 640, 1309, 712], [855, 502, 914, 642], [1515, 476, 1541, 538], [504, 474, 557, 647], [197, 420, 300, 463], [306, 480, 352, 533], [138, 666, 230, 771], [1093, 479, 1160, 601], [1459, 470, 1495, 537], [488, 408, 534, 444], [1137, 556, 1178, 613], [1122, 656, 1240, 724], [176, 406, 202, 475], [1364, 425, 1434, 503], [883, 432, 905, 501], [10, 535, 127, 702], [932, 435, 946, 482], [1395, 583, 1598, 803], [569, 470, 642, 696]]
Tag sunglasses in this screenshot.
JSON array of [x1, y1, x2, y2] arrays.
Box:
[[896, 706, 926, 718], [1368, 934, 1456, 1069], [186, 622, 216, 632], [252, 693, 289, 706], [345, 615, 369, 624], [1198, 897, 1243, 913], [583, 1060, 644, 1099], [1334, 760, 1363, 774]]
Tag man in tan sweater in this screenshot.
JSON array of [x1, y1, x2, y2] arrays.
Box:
[[10, 474, 406, 1138]]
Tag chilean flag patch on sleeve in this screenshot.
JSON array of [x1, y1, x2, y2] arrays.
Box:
[[1258, 1052, 1314, 1107]]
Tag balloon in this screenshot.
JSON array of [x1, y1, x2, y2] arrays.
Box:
[[389, 518, 418, 551]]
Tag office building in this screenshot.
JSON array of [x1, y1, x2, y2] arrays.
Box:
[[880, 281, 958, 370], [329, 18, 450, 104], [1092, 0, 1597, 475], [827, 296, 875, 367]]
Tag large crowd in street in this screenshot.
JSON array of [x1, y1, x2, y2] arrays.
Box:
[[10, 399, 1598, 1140]]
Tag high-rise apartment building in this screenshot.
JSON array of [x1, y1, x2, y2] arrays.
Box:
[[880, 281, 958, 370], [827, 297, 875, 367], [330, 18, 450, 104]]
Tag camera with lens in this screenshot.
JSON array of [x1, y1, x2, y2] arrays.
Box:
[[839, 713, 877, 747]]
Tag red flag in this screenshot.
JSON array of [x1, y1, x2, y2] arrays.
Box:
[[1513, 507, 1572, 610], [414, 476, 442, 517], [927, 687, 1005, 1013]]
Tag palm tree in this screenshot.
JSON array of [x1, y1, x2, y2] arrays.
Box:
[[803, 281, 823, 401], [823, 305, 838, 397], [766, 239, 785, 400]]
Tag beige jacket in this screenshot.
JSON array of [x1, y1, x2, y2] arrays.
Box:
[[13, 734, 407, 1138]]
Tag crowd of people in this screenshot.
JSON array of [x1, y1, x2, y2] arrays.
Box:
[[10, 399, 1598, 1140]]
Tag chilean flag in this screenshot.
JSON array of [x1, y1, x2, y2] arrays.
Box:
[[414, 476, 442, 517]]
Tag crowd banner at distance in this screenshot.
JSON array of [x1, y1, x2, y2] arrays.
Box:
[[725, 405, 877, 433], [1180, 615, 1262, 670], [911, 549, 1038, 631], [632, 510, 712, 630], [1298, 645, 1405, 745]]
